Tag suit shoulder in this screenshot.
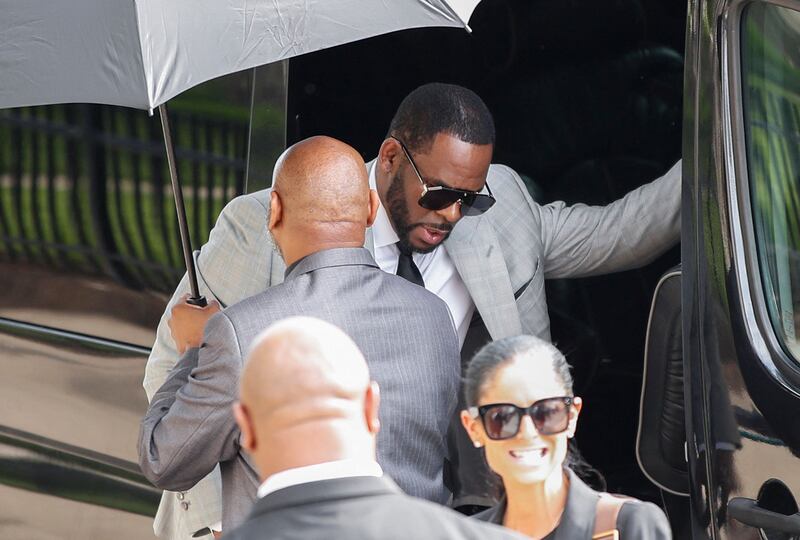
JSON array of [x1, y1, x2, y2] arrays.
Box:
[[205, 190, 271, 249], [488, 163, 520, 182], [379, 271, 450, 312], [196, 189, 275, 304], [221, 279, 288, 319], [486, 163, 539, 216], [487, 164, 526, 193], [224, 493, 524, 540], [220, 189, 270, 219]]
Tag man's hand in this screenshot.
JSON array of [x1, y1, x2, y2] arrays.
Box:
[[168, 294, 221, 355]]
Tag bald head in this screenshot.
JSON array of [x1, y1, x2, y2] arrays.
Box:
[[273, 136, 370, 226], [241, 317, 370, 420], [268, 136, 378, 266], [235, 317, 380, 479]]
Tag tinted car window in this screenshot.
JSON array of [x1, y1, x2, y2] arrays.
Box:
[[742, 2, 800, 363]]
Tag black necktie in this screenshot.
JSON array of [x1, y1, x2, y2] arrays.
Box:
[[396, 244, 425, 288]]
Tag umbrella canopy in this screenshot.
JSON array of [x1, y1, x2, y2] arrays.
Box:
[[1, 0, 481, 305], [0, 0, 480, 111]]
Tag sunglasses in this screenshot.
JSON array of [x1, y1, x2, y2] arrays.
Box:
[[468, 396, 574, 440], [390, 136, 496, 216]]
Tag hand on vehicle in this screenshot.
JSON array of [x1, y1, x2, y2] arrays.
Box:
[[169, 294, 221, 355]]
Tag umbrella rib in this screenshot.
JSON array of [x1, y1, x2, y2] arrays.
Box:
[[131, 0, 155, 111]]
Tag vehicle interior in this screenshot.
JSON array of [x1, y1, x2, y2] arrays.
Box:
[[0, 0, 691, 537]]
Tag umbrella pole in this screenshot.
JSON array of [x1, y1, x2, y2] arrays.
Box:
[[158, 104, 207, 307]]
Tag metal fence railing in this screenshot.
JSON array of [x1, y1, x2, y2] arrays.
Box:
[[0, 104, 249, 293]]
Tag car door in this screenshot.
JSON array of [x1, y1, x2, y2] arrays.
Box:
[[684, 0, 800, 537]]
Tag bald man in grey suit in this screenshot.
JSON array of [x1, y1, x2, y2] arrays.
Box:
[[224, 316, 526, 540], [138, 137, 461, 532]]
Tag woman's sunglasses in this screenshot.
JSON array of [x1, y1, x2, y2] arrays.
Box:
[[390, 136, 496, 217], [468, 396, 574, 440]]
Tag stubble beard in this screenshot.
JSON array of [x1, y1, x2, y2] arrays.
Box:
[[385, 173, 452, 255]]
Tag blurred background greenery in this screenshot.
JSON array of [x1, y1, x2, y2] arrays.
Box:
[[0, 62, 286, 294]]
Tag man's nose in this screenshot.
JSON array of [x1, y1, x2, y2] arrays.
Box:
[[435, 201, 461, 223]]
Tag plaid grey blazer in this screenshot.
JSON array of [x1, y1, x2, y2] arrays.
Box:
[[142, 160, 681, 538]]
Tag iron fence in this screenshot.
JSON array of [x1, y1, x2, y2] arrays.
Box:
[[0, 104, 249, 293]]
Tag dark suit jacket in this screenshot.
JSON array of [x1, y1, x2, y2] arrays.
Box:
[[474, 469, 671, 539], [223, 475, 528, 540], [139, 248, 461, 530]]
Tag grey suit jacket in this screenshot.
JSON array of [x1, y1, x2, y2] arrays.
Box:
[[223, 475, 528, 540], [139, 248, 461, 532], [142, 160, 681, 537]]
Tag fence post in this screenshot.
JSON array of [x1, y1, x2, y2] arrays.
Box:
[[83, 104, 134, 286]]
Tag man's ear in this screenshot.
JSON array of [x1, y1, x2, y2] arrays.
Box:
[[233, 402, 256, 453], [377, 138, 400, 174], [268, 191, 282, 232], [366, 189, 380, 227], [567, 397, 582, 438], [364, 381, 381, 435]]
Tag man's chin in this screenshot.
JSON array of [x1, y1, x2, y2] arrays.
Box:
[[408, 233, 449, 254], [410, 243, 438, 255]]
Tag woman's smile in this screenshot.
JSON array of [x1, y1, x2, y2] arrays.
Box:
[[508, 446, 548, 464]]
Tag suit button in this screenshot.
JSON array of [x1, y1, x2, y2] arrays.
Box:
[[181, 502, 190, 511], [177, 492, 185, 501]]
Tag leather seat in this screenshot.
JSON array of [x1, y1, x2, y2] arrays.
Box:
[[636, 266, 689, 496]]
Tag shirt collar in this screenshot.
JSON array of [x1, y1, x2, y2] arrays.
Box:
[[257, 459, 383, 499], [369, 161, 401, 249]]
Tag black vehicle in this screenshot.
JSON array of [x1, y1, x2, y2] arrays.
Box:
[[1, 0, 799, 538]]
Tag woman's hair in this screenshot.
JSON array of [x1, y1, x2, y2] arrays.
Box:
[[464, 335, 606, 491]]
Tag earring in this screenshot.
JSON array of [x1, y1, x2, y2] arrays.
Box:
[[473, 441, 483, 449]]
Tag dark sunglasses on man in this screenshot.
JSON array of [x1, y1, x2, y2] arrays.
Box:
[[390, 135, 496, 216], [468, 396, 574, 440]]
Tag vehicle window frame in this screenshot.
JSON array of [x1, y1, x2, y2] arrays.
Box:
[[722, 0, 800, 390]]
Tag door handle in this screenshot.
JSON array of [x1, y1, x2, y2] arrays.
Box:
[[728, 497, 800, 533]]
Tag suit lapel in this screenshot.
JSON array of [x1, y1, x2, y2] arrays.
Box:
[[445, 217, 521, 339]]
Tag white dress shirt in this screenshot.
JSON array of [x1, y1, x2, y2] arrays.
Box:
[[257, 459, 384, 499], [369, 163, 475, 347]]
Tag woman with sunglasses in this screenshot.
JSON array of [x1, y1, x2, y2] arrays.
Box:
[[461, 336, 671, 539]]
